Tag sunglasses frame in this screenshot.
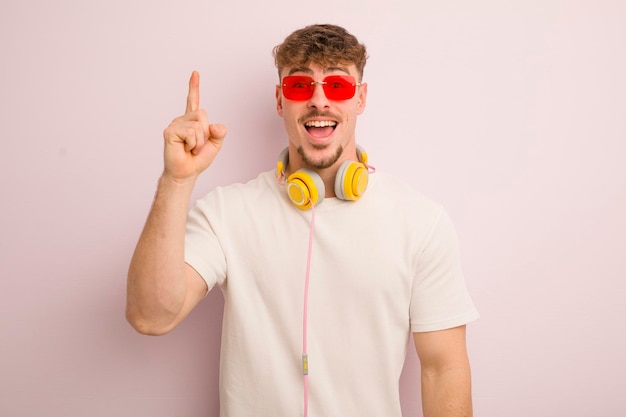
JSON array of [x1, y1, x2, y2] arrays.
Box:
[[281, 75, 362, 101]]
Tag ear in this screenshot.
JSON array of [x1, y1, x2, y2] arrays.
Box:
[[356, 82, 368, 115], [276, 85, 284, 117]]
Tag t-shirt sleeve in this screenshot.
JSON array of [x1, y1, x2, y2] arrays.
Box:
[[410, 207, 479, 332], [184, 197, 227, 294]]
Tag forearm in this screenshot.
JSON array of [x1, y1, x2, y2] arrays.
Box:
[[421, 364, 473, 417], [126, 173, 196, 334]]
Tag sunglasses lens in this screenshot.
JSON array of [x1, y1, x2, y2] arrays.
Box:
[[322, 75, 357, 100], [282, 76, 314, 100], [281, 75, 358, 101]]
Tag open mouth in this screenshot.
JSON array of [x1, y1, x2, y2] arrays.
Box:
[[304, 120, 337, 138]]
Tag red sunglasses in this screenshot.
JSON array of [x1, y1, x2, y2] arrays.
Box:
[[281, 75, 362, 101]]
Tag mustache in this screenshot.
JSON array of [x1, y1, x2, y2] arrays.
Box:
[[298, 111, 341, 124]]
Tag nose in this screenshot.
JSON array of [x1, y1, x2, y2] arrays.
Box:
[[307, 82, 330, 108]]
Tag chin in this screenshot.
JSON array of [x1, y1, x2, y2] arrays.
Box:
[[297, 144, 344, 170]]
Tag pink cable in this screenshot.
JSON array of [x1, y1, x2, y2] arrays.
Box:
[[276, 171, 313, 416], [302, 201, 315, 417], [280, 164, 376, 417], [279, 163, 376, 417]]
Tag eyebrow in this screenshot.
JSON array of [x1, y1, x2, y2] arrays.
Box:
[[286, 66, 351, 76]]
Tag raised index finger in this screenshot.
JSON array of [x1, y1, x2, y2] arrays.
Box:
[[185, 71, 200, 114]]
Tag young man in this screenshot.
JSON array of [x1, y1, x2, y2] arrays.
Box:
[[127, 24, 479, 417]]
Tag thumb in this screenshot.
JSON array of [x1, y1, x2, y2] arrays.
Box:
[[194, 123, 228, 171], [209, 123, 228, 140]]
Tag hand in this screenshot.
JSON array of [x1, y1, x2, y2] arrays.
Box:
[[162, 71, 227, 181]]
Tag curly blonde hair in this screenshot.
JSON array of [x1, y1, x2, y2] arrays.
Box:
[[273, 24, 368, 81]]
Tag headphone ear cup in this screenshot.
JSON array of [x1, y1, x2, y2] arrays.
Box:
[[335, 161, 369, 201], [287, 169, 325, 210]]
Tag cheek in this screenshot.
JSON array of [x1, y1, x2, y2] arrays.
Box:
[[281, 105, 300, 124], [281, 108, 301, 132], [343, 108, 358, 125]]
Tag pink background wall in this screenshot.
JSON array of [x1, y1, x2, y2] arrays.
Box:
[[1, 0, 625, 416]]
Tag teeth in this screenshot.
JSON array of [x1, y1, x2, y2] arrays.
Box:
[[305, 120, 337, 128]]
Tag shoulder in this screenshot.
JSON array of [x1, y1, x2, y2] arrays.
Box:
[[367, 171, 444, 220], [194, 170, 281, 207]]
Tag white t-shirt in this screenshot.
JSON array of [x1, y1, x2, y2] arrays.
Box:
[[185, 170, 479, 417]]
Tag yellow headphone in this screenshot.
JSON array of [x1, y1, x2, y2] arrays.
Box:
[[277, 147, 370, 210]]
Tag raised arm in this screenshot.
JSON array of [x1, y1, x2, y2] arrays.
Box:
[[126, 71, 227, 335], [413, 325, 473, 417]]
